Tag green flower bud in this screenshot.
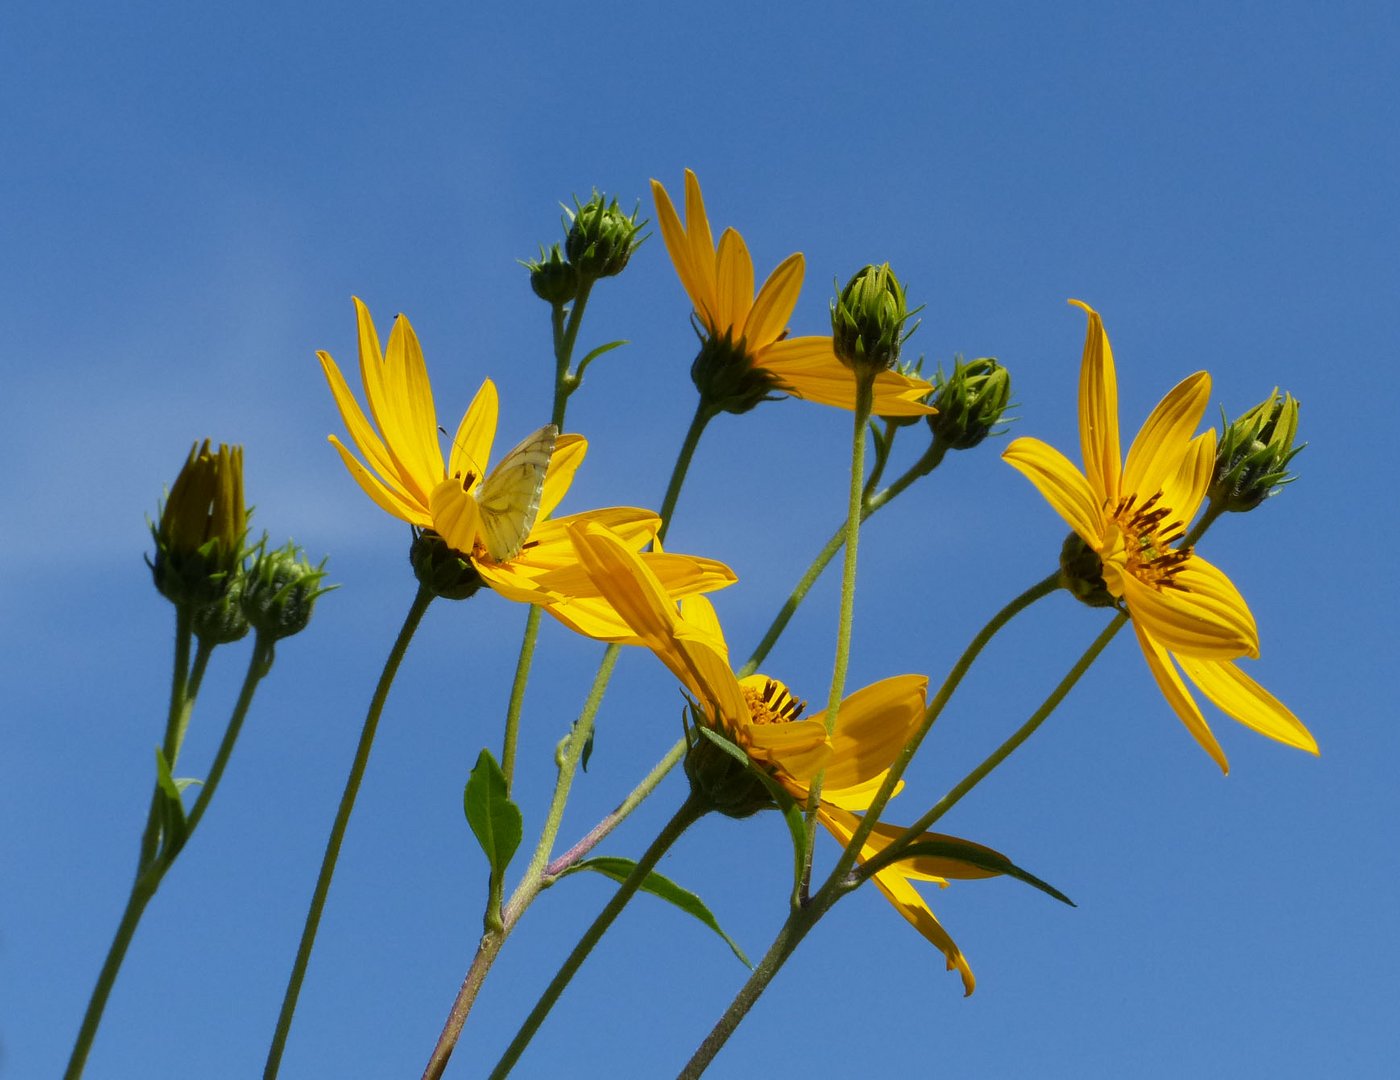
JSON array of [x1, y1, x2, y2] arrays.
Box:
[[927, 357, 1013, 450], [1059, 531, 1116, 609], [565, 191, 645, 280], [410, 528, 485, 600], [690, 328, 785, 415], [241, 541, 334, 641], [150, 440, 248, 608], [193, 576, 251, 645], [831, 263, 917, 376], [522, 243, 579, 305], [1209, 389, 1303, 513], [681, 705, 775, 819]]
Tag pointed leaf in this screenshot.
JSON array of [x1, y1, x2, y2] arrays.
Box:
[[574, 339, 629, 380], [566, 856, 750, 968], [154, 748, 188, 858], [463, 749, 523, 879], [896, 838, 1075, 906]]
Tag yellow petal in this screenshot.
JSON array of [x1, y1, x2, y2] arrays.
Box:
[[869, 869, 975, 995], [381, 310, 445, 496], [1123, 556, 1258, 659], [741, 717, 831, 782], [329, 435, 430, 526], [744, 251, 804, 350], [1176, 656, 1318, 754], [683, 169, 718, 318], [1002, 437, 1106, 546], [713, 228, 754, 336], [1071, 299, 1121, 505], [1122, 371, 1211, 500], [427, 477, 482, 555], [869, 366, 938, 417], [538, 433, 587, 519], [678, 593, 728, 655], [447, 379, 499, 484], [759, 338, 936, 416], [527, 507, 659, 556], [1165, 430, 1216, 529], [318, 349, 414, 503], [651, 177, 713, 327], [816, 675, 927, 793], [1132, 620, 1229, 773]]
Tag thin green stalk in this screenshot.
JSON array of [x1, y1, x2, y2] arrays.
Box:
[[551, 281, 594, 429], [499, 604, 543, 789], [801, 375, 875, 883], [864, 611, 1128, 875], [67, 633, 275, 1080], [656, 399, 715, 544], [740, 438, 946, 678], [264, 583, 434, 1079], [488, 794, 708, 1079], [139, 609, 196, 869]]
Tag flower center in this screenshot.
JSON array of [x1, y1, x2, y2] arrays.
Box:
[[743, 679, 806, 725], [1108, 490, 1191, 591]]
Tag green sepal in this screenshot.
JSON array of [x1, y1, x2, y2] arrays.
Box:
[[694, 726, 808, 893], [463, 749, 523, 881], [564, 856, 751, 968], [153, 748, 189, 860], [894, 836, 1075, 907]]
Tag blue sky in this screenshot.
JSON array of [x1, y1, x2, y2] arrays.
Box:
[[5, 2, 1398, 1076]]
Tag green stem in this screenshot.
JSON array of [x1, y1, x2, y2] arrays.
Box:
[[739, 438, 946, 678], [264, 583, 434, 1079], [832, 569, 1063, 879], [499, 605, 543, 791], [139, 609, 196, 869], [801, 375, 875, 886], [656, 399, 715, 545], [552, 281, 594, 429], [872, 612, 1128, 861], [488, 794, 708, 1079], [67, 632, 274, 1079]]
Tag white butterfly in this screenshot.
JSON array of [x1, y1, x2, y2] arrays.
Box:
[[474, 425, 558, 561]]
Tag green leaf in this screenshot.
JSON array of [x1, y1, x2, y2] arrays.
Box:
[[567, 856, 750, 968], [896, 837, 1075, 907], [154, 748, 188, 858], [574, 339, 628, 379], [695, 727, 807, 893], [463, 749, 523, 880]]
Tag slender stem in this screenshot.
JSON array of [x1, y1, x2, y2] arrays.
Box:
[[488, 795, 707, 1079], [740, 438, 946, 679], [1183, 500, 1226, 548], [139, 608, 194, 869], [169, 638, 215, 769], [656, 399, 715, 545], [802, 375, 875, 884], [552, 281, 594, 429], [871, 612, 1128, 863], [499, 604, 543, 790], [832, 569, 1063, 879], [264, 584, 434, 1079]]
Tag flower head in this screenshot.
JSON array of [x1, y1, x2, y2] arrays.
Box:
[[651, 170, 934, 417], [150, 440, 247, 608], [318, 298, 734, 631], [568, 521, 990, 988], [1003, 301, 1317, 771]]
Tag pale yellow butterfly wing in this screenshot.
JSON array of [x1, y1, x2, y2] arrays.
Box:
[[477, 425, 558, 561]]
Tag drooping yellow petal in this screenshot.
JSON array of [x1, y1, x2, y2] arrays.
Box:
[[1132, 620, 1229, 773], [1002, 437, 1106, 546], [538, 433, 586, 519], [1122, 371, 1211, 500], [713, 228, 754, 336], [817, 675, 927, 792], [741, 717, 831, 782], [820, 808, 1001, 883], [448, 379, 499, 484], [743, 252, 804, 350], [1176, 656, 1319, 754], [870, 870, 975, 995], [759, 337, 936, 416], [677, 593, 731, 657], [1123, 557, 1258, 659], [318, 350, 412, 502], [1071, 299, 1122, 504], [329, 435, 429, 526]]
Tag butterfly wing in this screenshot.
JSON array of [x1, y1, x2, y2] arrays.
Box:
[[476, 425, 558, 561]]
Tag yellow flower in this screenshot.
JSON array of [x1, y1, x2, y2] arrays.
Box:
[[318, 298, 735, 635], [651, 170, 934, 417], [568, 520, 990, 989], [1003, 301, 1317, 772]]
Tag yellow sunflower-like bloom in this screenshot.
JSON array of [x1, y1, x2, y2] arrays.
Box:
[[318, 298, 735, 637], [1003, 301, 1318, 772], [651, 170, 934, 417], [568, 521, 996, 991]]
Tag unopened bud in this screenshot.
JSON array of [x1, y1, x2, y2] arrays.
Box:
[[831, 263, 917, 376], [565, 191, 645, 280], [241, 541, 333, 641], [150, 440, 248, 608], [1209, 390, 1303, 513], [523, 243, 579, 305], [928, 357, 1012, 450]]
